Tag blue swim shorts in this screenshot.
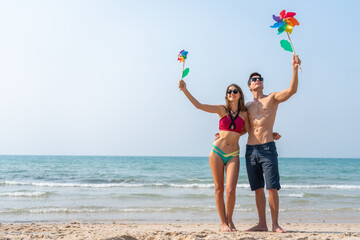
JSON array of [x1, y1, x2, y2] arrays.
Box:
[[245, 141, 281, 191]]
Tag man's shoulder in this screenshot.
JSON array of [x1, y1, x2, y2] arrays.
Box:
[[265, 92, 275, 97], [246, 93, 273, 104], [262, 93, 277, 101], [245, 101, 254, 108]]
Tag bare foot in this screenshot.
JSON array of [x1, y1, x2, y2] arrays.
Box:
[[245, 224, 268, 232], [272, 225, 286, 233], [221, 223, 231, 232], [227, 220, 237, 232]]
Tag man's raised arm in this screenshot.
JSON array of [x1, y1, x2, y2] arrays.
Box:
[[274, 54, 301, 103]]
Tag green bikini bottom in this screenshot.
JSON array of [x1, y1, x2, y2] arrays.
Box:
[[211, 145, 240, 165]]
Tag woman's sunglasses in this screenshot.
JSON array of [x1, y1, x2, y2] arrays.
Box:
[[227, 89, 239, 94]]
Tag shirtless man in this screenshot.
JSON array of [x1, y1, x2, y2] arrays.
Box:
[[245, 54, 301, 233]]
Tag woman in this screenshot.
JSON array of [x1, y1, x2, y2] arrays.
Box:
[[179, 79, 249, 232]]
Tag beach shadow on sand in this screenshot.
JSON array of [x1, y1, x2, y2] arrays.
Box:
[[287, 230, 358, 234], [106, 236, 138, 240]]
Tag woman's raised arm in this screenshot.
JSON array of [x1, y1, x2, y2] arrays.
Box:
[[179, 79, 224, 115]]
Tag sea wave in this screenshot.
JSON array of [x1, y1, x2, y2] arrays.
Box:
[[0, 205, 258, 214], [2, 180, 360, 190], [282, 184, 360, 189], [282, 192, 360, 199], [1, 206, 359, 215], [0, 207, 114, 214], [286, 193, 305, 198], [2, 180, 145, 188], [279, 208, 360, 212], [0, 191, 48, 197], [185, 178, 213, 182], [0, 206, 209, 214], [291, 193, 360, 199], [2, 180, 215, 188], [168, 183, 214, 188]]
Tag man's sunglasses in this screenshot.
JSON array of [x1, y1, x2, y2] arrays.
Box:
[[251, 77, 264, 82], [227, 89, 239, 94]]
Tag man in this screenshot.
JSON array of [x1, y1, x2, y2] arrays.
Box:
[[245, 54, 301, 233]]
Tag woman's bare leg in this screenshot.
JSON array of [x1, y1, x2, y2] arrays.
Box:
[[225, 156, 240, 231], [209, 152, 230, 232]]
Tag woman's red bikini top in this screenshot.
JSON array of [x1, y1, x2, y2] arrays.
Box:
[[219, 110, 245, 134]]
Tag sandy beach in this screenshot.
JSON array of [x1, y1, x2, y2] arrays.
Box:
[[1, 222, 360, 240]]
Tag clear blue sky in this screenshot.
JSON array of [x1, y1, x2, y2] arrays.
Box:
[[0, 0, 359, 158]]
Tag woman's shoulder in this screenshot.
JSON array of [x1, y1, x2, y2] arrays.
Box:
[[239, 111, 248, 120], [216, 104, 226, 108], [217, 105, 227, 118]]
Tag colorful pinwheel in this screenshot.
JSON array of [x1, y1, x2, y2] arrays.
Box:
[[271, 10, 299, 35], [178, 50, 189, 79], [270, 10, 302, 71], [178, 50, 188, 62]]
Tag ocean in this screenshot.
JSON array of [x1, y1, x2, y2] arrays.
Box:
[[0, 156, 359, 223]]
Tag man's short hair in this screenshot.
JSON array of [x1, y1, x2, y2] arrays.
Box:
[[248, 72, 262, 86]]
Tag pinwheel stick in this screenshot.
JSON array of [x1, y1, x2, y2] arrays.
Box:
[[286, 32, 302, 72], [181, 61, 185, 79], [179, 61, 184, 91]]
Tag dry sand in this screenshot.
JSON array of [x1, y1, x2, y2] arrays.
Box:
[[1, 222, 360, 240]]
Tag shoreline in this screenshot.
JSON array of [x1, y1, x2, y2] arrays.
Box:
[[1, 222, 360, 240], [2, 218, 360, 224]]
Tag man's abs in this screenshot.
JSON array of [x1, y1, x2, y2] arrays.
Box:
[[248, 127, 275, 145], [246, 95, 279, 145]]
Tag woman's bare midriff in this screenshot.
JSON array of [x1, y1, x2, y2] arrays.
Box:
[[213, 131, 241, 153]]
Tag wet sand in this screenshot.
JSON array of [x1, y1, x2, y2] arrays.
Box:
[[1, 222, 360, 239]]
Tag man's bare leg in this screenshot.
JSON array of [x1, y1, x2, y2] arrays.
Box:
[[209, 153, 231, 232], [225, 157, 240, 231], [268, 189, 286, 233], [246, 188, 268, 231]]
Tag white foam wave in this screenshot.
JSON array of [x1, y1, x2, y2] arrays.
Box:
[[286, 193, 305, 198], [279, 208, 360, 212], [186, 178, 213, 182], [122, 208, 173, 212], [3, 180, 144, 188], [282, 184, 360, 190], [0, 206, 214, 214], [2, 206, 358, 215], [168, 183, 214, 188], [3, 180, 359, 190], [2, 180, 215, 188], [0, 192, 47, 197]]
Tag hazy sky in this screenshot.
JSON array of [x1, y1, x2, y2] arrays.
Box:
[[0, 0, 359, 158]]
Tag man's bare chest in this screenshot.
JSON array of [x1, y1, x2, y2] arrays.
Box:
[[248, 100, 275, 119]]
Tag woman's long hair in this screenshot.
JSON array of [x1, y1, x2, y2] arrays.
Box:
[[225, 84, 247, 112]]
